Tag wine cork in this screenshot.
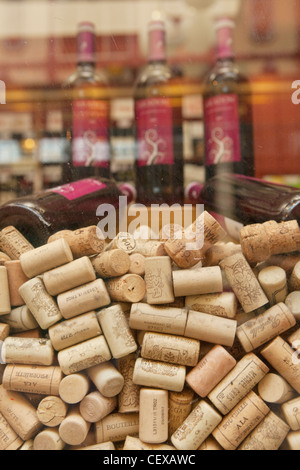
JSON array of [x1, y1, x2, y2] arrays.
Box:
[[144, 256, 174, 305], [198, 436, 223, 451], [220, 252, 269, 313], [91, 249, 130, 279], [289, 261, 300, 291], [134, 239, 166, 257], [97, 304, 137, 359], [33, 427, 66, 451], [59, 406, 91, 446], [20, 238, 73, 278], [212, 391, 270, 450], [105, 274, 146, 303], [87, 361, 124, 398], [258, 266, 288, 306], [77, 442, 116, 450], [1, 305, 39, 333], [123, 435, 175, 451], [19, 440, 34, 450], [172, 266, 223, 298], [95, 412, 139, 443], [0, 266, 11, 316], [0, 412, 23, 450], [57, 335, 111, 376], [258, 373, 296, 404], [139, 388, 168, 444], [48, 226, 105, 258], [80, 391, 117, 423], [141, 331, 200, 367], [59, 374, 90, 404], [0, 226, 34, 260], [286, 431, 300, 450], [18, 277, 62, 330], [184, 310, 237, 347], [171, 400, 222, 451], [260, 336, 300, 394], [281, 396, 300, 431], [168, 388, 194, 437], [105, 232, 136, 254], [238, 410, 290, 451], [208, 352, 269, 415], [237, 303, 296, 353], [129, 303, 188, 336], [117, 353, 140, 413], [241, 220, 300, 265], [49, 311, 102, 351], [57, 279, 111, 319], [0, 251, 11, 265], [3, 336, 55, 366], [0, 323, 9, 341], [3, 364, 63, 396], [37, 396, 68, 427], [185, 292, 238, 320], [133, 358, 186, 392], [12, 328, 43, 339], [128, 253, 145, 276], [203, 242, 242, 267], [285, 291, 300, 321], [4, 260, 29, 307], [186, 345, 237, 397], [0, 385, 43, 441]]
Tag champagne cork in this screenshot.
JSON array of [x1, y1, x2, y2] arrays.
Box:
[[258, 373, 296, 404], [0, 226, 34, 260], [3, 337, 55, 366], [117, 353, 140, 413], [48, 311, 102, 351], [203, 241, 242, 267], [0, 323, 9, 341], [139, 388, 168, 444], [19, 277, 62, 330], [133, 358, 186, 392], [33, 427, 66, 451], [57, 279, 111, 319], [97, 304, 137, 359], [105, 232, 136, 254], [241, 220, 300, 265], [237, 303, 296, 353], [20, 238, 73, 278], [260, 336, 300, 394], [144, 256, 174, 304], [184, 310, 237, 347], [129, 303, 188, 336], [57, 335, 111, 376], [168, 388, 195, 437], [128, 253, 145, 276], [0, 412, 23, 450], [186, 345, 237, 397], [79, 391, 117, 423], [198, 436, 223, 451], [37, 396, 68, 427], [0, 266, 11, 315], [59, 374, 90, 404], [173, 266, 223, 298], [0, 385, 43, 441], [1, 305, 38, 333], [87, 361, 124, 398], [134, 239, 166, 257], [105, 274, 146, 303], [220, 252, 269, 313], [258, 266, 288, 306], [285, 291, 300, 321], [141, 331, 200, 367], [4, 260, 29, 307], [171, 400, 222, 451], [59, 406, 91, 446], [212, 391, 270, 450], [185, 292, 238, 319], [91, 249, 130, 278], [281, 396, 300, 431], [123, 435, 175, 451], [164, 211, 227, 269], [208, 352, 269, 415], [285, 431, 300, 450], [95, 412, 139, 443], [238, 411, 290, 451], [3, 364, 63, 396], [289, 261, 300, 291], [0, 251, 11, 265], [48, 226, 105, 258]]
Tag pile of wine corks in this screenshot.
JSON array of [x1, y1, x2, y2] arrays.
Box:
[[0, 215, 300, 450]]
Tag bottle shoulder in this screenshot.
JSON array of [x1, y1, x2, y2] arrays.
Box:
[[63, 66, 109, 89], [203, 60, 250, 96], [134, 62, 172, 90]]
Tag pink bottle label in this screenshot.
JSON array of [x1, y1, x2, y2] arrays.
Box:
[[72, 99, 109, 167], [204, 94, 241, 165], [51, 178, 107, 200], [136, 97, 174, 167]]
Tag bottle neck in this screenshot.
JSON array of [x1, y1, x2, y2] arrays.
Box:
[[148, 24, 167, 63], [216, 25, 235, 61], [77, 29, 96, 64]]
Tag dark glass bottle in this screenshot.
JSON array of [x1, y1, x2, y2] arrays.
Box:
[[62, 21, 111, 183], [133, 19, 184, 205], [203, 17, 255, 181]]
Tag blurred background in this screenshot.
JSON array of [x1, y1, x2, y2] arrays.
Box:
[[0, 0, 299, 202]]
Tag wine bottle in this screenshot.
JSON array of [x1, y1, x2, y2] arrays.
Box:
[[62, 21, 110, 183], [133, 19, 184, 205], [0, 177, 122, 247], [203, 17, 255, 181]]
